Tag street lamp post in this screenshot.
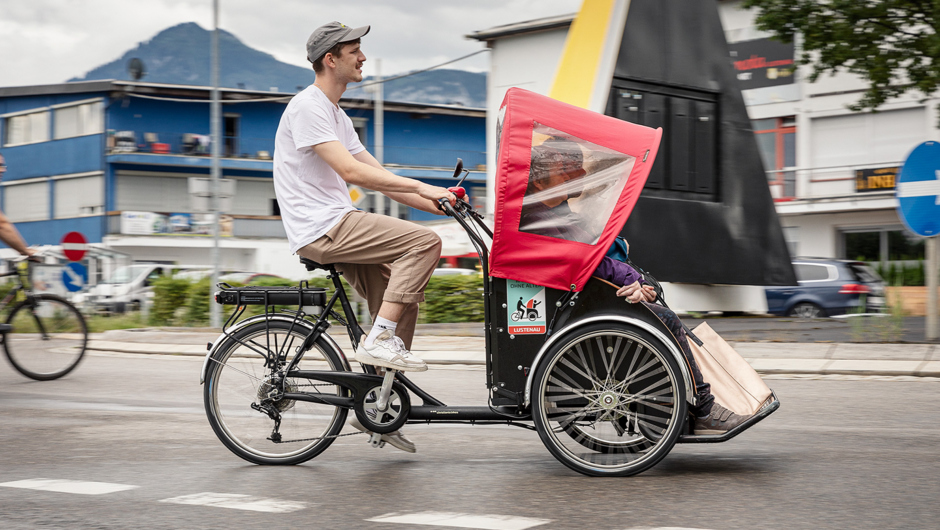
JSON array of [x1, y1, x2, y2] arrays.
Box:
[[209, 0, 222, 328]]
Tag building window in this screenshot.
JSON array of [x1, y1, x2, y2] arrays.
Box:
[[753, 117, 796, 200], [844, 228, 925, 263], [781, 226, 799, 257], [4, 181, 50, 221], [350, 117, 368, 147], [54, 175, 104, 218], [4, 110, 50, 146], [223, 114, 239, 157], [53, 101, 103, 140]]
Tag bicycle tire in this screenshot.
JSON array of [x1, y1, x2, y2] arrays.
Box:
[[204, 318, 349, 465], [531, 323, 687, 477], [3, 294, 88, 381]]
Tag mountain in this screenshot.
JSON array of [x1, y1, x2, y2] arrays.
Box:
[[346, 70, 486, 108], [69, 22, 486, 108]]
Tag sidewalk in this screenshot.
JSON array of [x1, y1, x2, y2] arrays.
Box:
[[89, 325, 940, 378]]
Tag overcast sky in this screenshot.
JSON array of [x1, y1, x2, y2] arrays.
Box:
[[0, 0, 581, 88]]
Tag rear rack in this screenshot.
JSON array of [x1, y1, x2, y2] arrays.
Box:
[[213, 283, 327, 308]]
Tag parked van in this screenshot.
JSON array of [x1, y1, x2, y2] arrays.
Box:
[[76, 264, 180, 313]]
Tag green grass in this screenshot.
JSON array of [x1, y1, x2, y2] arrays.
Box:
[[84, 312, 147, 333]]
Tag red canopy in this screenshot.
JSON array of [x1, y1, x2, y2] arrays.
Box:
[[489, 88, 662, 291]]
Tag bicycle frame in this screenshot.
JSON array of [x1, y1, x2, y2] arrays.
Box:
[[204, 256, 533, 428]]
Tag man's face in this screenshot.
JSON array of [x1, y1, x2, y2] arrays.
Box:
[[331, 41, 366, 84]]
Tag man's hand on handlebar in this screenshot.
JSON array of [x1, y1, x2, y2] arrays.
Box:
[[418, 184, 456, 207]]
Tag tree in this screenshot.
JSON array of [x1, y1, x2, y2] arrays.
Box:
[[741, 0, 940, 123]]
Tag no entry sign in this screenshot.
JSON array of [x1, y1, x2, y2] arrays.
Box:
[[61, 231, 88, 262]]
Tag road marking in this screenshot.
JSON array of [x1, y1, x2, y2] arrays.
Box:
[[0, 478, 138, 495], [159, 492, 306, 513], [366, 511, 551, 530]]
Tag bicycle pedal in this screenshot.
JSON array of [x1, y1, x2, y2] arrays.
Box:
[[369, 432, 385, 448]]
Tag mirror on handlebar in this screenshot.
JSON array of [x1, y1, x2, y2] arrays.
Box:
[[451, 158, 472, 190]]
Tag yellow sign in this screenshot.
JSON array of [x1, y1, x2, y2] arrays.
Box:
[[348, 185, 366, 205], [855, 167, 898, 193]]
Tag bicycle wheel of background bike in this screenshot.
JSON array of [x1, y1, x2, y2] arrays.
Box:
[[532, 323, 687, 477], [204, 319, 349, 465], [3, 294, 88, 381]]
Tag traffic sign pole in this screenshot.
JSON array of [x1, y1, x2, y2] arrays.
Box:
[[928, 237, 938, 340], [896, 141, 940, 341]]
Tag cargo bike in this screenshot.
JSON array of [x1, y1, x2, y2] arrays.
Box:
[[200, 89, 778, 477]]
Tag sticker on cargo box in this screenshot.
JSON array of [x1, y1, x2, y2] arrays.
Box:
[[507, 280, 546, 334]]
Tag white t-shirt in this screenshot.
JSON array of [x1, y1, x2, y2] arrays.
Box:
[[273, 85, 365, 254]]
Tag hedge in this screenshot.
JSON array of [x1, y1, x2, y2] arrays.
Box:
[[148, 273, 485, 327]]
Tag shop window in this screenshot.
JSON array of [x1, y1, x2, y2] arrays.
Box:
[[4, 110, 50, 146], [753, 117, 796, 200], [843, 228, 925, 262]]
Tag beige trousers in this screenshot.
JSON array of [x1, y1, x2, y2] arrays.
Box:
[[297, 210, 442, 349]]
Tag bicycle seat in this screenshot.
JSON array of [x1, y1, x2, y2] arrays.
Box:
[[299, 257, 335, 272]]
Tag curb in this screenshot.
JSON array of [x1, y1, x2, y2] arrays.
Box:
[[87, 342, 940, 376]]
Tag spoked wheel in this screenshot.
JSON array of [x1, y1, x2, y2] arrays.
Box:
[[204, 319, 349, 465], [3, 294, 88, 381], [532, 323, 687, 477]]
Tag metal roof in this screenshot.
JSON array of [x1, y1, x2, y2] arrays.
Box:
[[466, 13, 575, 42], [0, 80, 485, 117]]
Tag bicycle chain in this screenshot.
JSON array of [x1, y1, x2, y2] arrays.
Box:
[[272, 383, 365, 444], [275, 430, 366, 444]]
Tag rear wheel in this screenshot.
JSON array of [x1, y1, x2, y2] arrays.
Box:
[[204, 319, 348, 465], [789, 302, 824, 319], [532, 323, 687, 477], [3, 294, 88, 381]]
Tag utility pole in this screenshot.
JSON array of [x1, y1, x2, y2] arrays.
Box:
[[209, 0, 222, 328]]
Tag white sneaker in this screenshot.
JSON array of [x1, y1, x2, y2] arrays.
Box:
[[355, 329, 427, 372], [349, 417, 417, 453]]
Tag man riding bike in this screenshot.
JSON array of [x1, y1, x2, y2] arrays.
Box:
[[273, 22, 456, 453]]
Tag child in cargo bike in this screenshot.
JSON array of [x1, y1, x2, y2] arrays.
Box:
[[521, 137, 749, 434]]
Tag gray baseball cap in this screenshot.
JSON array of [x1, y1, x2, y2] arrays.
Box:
[[306, 22, 370, 63]]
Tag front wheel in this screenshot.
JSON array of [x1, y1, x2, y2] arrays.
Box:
[[204, 319, 349, 465], [3, 294, 88, 381], [532, 323, 687, 477]]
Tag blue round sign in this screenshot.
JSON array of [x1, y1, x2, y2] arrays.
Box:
[[62, 262, 87, 292], [897, 141, 940, 237]]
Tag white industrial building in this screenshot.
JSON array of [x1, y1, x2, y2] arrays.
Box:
[[469, 2, 937, 312]]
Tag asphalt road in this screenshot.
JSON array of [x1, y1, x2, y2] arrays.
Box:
[[1, 351, 938, 529]]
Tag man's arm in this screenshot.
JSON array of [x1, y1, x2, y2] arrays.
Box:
[[312, 141, 454, 211], [352, 150, 447, 215], [0, 210, 31, 256]]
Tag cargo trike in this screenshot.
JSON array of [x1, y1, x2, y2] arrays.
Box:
[[199, 88, 778, 477]]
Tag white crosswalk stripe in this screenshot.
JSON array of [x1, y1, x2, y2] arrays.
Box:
[[0, 478, 138, 495], [366, 511, 552, 530], [159, 492, 306, 513]]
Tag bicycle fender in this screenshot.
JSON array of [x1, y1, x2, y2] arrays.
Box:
[[199, 315, 351, 384], [523, 314, 696, 408]]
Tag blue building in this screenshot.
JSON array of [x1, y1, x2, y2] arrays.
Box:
[[0, 80, 485, 278]]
